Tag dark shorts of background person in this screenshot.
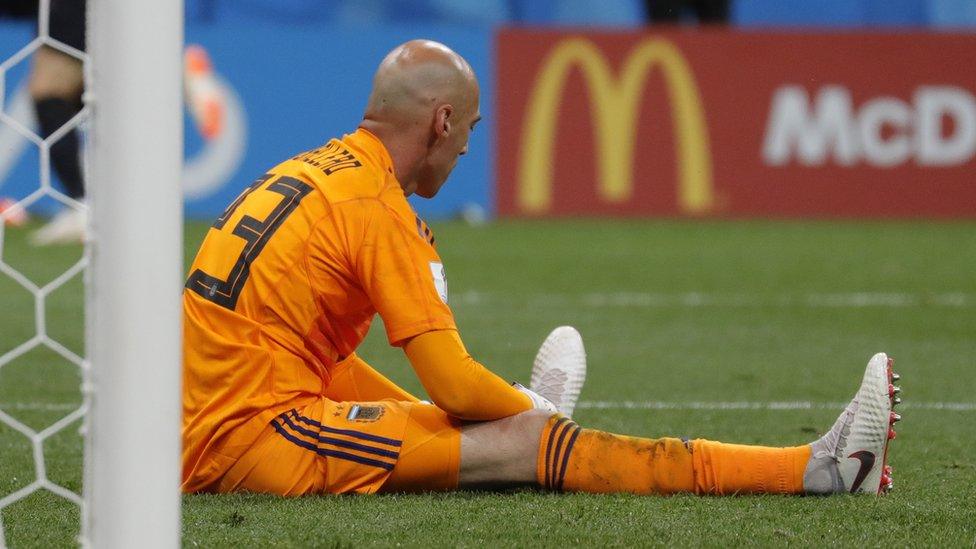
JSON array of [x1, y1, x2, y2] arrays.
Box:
[[644, 0, 729, 24], [0, 0, 86, 52]]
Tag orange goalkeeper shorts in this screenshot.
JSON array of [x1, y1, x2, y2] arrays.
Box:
[[218, 398, 461, 495]]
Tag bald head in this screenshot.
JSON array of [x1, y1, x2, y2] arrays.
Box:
[[364, 39, 477, 126], [360, 40, 482, 199]]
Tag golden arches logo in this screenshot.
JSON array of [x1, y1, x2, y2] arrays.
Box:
[[517, 37, 715, 214]]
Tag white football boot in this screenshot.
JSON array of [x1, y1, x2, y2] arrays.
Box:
[[804, 352, 901, 495], [30, 207, 87, 246], [529, 326, 587, 418]]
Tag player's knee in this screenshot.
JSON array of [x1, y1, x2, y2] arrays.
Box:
[[458, 409, 558, 485], [29, 47, 83, 99], [478, 409, 552, 459], [510, 409, 553, 443]]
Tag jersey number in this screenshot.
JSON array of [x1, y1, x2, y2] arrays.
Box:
[[185, 175, 313, 310]]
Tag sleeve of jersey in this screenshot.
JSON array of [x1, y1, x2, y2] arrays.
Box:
[[352, 200, 457, 346], [403, 329, 533, 421]]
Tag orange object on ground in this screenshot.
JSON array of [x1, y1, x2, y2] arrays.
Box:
[[0, 198, 29, 227]]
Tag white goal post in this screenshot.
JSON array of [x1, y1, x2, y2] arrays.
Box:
[[83, 1, 183, 547]]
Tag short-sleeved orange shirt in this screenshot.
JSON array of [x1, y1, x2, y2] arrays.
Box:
[[182, 129, 456, 492]]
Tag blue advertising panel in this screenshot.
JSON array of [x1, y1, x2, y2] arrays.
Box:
[[0, 20, 493, 220]]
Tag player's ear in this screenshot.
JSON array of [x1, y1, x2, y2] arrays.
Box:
[[435, 104, 453, 137]]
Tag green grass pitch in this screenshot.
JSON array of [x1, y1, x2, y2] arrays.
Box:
[[1, 218, 975, 547]]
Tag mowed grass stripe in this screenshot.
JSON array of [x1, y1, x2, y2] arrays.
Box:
[[577, 400, 976, 411], [453, 290, 975, 308], [3, 400, 976, 412]]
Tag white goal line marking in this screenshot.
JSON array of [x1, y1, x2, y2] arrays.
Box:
[[0, 402, 79, 412], [455, 291, 974, 309], [577, 400, 976, 411]]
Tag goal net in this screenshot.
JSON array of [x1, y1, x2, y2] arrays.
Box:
[[0, 1, 182, 546]]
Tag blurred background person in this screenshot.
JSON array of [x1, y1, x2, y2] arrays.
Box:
[[1, 0, 225, 244], [644, 0, 730, 24], [0, 0, 88, 244], [29, 0, 86, 245]]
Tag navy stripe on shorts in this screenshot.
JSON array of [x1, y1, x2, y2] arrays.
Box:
[[270, 409, 402, 471]]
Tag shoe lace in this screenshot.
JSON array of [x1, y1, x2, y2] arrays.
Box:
[[813, 400, 858, 460]]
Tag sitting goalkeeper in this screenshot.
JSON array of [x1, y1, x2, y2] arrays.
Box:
[[182, 40, 899, 496]]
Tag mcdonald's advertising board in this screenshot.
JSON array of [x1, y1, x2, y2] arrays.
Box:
[[496, 29, 976, 218]]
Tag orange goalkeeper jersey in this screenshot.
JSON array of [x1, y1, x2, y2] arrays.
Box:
[[182, 129, 456, 491]]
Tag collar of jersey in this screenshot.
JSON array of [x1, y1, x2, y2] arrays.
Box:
[[350, 127, 396, 179]]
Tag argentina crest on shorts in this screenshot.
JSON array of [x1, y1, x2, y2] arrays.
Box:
[[347, 404, 385, 422], [429, 261, 448, 303]]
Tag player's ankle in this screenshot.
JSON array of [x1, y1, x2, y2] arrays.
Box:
[[802, 452, 844, 494]]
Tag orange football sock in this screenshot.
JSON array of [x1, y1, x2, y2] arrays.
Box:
[[691, 439, 811, 494], [537, 416, 810, 495]]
